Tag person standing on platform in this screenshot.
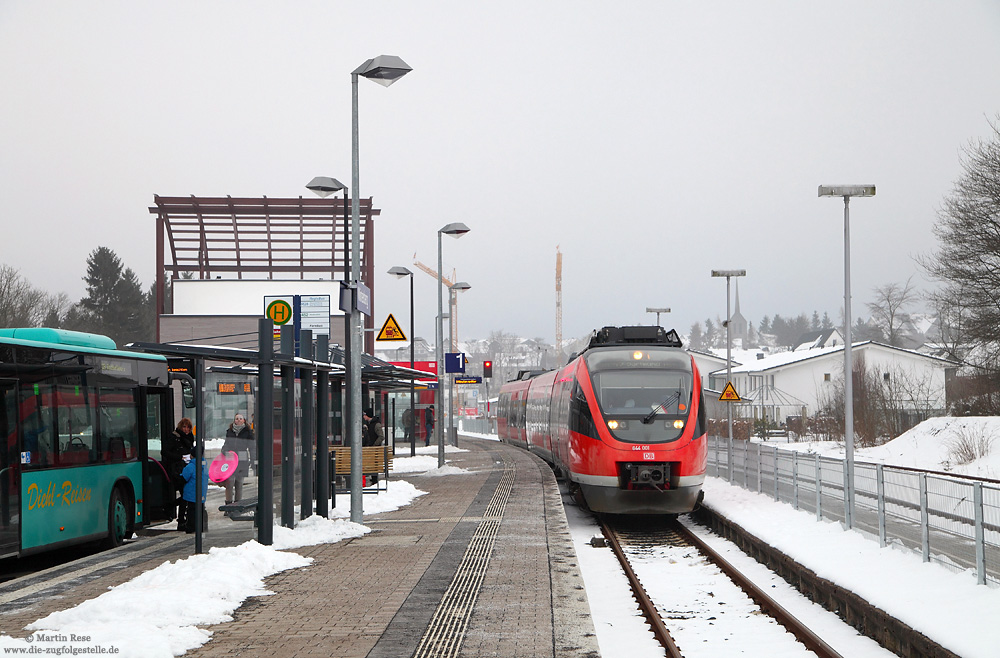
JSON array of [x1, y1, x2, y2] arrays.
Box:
[[222, 413, 255, 505], [424, 405, 435, 447], [362, 408, 384, 446], [180, 454, 209, 533], [401, 407, 413, 445], [162, 418, 194, 529]]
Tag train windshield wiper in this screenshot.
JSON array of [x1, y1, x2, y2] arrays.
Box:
[[642, 392, 679, 424]]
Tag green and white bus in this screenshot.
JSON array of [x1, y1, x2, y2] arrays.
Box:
[[0, 328, 175, 559]]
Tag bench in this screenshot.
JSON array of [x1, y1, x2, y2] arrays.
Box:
[[219, 497, 258, 522], [766, 429, 789, 439], [330, 445, 392, 501]]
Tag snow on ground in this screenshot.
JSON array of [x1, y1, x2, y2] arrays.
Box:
[[3, 425, 997, 657], [567, 416, 1000, 658], [0, 477, 430, 657], [770, 416, 1000, 479]]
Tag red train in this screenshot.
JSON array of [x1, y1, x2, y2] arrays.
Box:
[[497, 326, 706, 514]]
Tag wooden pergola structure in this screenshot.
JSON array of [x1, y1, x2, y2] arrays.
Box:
[[149, 194, 381, 351]]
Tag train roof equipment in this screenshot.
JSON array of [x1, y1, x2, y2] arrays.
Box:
[[586, 325, 683, 351]]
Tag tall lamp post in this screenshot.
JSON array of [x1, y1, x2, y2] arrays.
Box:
[[436, 222, 470, 467], [309, 55, 412, 524], [388, 266, 416, 457], [646, 306, 671, 326], [819, 184, 875, 530], [448, 281, 472, 447], [711, 269, 746, 447]]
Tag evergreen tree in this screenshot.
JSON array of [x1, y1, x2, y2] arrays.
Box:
[[758, 315, 771, 335], [811, 311, 821, 331], [78, 247, 153, 345], [822, 312, 833, 329], [704, 318, 717, 348], [688, 322, 704, 350]]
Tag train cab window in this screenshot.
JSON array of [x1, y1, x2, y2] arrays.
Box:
[[569, 382, 596, 439], [98, 388, 139, 462]]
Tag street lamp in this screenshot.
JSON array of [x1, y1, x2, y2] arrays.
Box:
[[448, 281, 471, 448], [646, 307, 671, 326], [335, 55, 412, 524], [437, 222, 470, 467], [306, 176, 348, 518], [819, 184, 875, 530], [388, 266, 416, 457], [711, 269, 746, 450]]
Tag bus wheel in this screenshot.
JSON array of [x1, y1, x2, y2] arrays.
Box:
[[104, 487, 130, 549]]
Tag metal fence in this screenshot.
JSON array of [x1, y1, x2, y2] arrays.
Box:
[[707, 435, 1000, 587]]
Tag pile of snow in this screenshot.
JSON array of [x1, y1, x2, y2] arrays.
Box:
[[776, 416, 1000, 480], [0, 480, 428, 657]]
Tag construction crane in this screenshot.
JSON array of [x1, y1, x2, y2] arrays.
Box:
[[413, 255, 461, 352], [555, 246, 563, 357]]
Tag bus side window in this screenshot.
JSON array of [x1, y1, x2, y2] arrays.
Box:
[[57, 385, 96, 466], [99, 388, 139, 462], [20, 384, 55, 468]]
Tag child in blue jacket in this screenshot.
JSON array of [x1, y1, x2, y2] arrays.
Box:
[[180, 455, 209, 533]]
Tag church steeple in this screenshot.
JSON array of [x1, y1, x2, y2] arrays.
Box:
[[730, 279, 748, 346]]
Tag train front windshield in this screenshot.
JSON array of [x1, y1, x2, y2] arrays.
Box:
[[586, 348, 694, 443]]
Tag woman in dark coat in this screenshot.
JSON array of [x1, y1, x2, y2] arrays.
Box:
[[162, 418, 194, 527], [221, 413, 255, 504]]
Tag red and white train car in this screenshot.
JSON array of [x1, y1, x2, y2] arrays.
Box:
[[498, 326, 706, 514]]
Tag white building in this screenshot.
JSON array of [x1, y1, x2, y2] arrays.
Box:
[[710, 341, 958, 424]]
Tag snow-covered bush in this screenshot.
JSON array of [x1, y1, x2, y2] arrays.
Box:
[[946, 424, 994, 465]]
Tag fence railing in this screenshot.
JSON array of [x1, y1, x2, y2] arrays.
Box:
[[707, 435, 1000, 587]]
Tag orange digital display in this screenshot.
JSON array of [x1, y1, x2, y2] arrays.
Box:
[[217, 382, 252, 395]]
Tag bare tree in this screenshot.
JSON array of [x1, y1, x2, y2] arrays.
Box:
[[0, 264, 47, 327], [816, 354, 944, 446], [866, 278, 918, 347], [487, 330, 521, 384], [920, 116, 1000, 365]]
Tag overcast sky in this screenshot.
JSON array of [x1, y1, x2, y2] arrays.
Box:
[[3, 2, 1000, 347]]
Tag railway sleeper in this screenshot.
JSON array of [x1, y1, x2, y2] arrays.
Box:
[[692, 506, 962, 658]]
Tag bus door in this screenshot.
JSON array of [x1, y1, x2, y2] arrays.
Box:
[[141, 386, 174, 522], [0, 380, 19, 557]]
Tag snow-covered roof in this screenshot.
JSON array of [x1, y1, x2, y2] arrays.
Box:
[[711, 341, 959, 376]]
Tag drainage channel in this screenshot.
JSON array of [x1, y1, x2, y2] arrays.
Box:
[[411, 456, 516, 658]]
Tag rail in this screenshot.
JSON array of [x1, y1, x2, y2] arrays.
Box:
[[600, 518, 843, 658], [600, 521, 684, 658]]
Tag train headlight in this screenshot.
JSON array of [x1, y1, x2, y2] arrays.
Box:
[[608, 419, 628, 431], [672, 419, 685, 429], [632, 351, 643, 360]]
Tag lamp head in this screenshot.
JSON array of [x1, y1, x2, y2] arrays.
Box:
[[306, 176, 346, 198], [450, 281, 472, 292], [439, 222, 471, 238], [388, 266, 413, 278], [354, 55, 412, 88], [818, 185, 876, 198], [711, 269, 746, 278]]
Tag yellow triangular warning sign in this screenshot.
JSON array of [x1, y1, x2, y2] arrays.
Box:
[[376, 314, 407, 342], [719, 381, 741, 402]]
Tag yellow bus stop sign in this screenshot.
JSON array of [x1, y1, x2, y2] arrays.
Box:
[[376, 313, 407, 341], [719, 381, 741, 402]]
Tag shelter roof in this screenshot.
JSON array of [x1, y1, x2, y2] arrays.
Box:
[[149, 195, 380, 279]]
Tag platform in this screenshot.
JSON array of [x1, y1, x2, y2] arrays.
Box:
[[0, 437, 600, 658]]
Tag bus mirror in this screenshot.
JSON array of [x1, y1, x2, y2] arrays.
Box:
[[181, 380, 196, 408]]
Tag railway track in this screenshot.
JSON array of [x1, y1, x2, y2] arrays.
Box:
[[600, 517, 844, 658]]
